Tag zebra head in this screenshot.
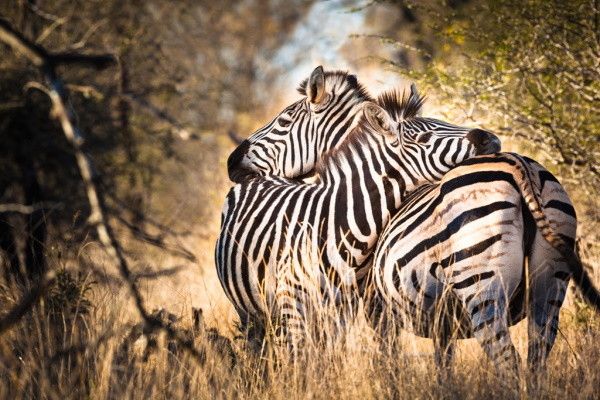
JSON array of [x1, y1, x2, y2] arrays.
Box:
[[227, 66, 372, 182], [315, 96, 500, 197], [377, 87, 501, 187]]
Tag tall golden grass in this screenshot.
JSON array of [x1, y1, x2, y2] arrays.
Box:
[[1, 259, 599, 399]]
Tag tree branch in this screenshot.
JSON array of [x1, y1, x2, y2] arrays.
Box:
[[0, 19, 206, 364], [0, 17, 115, 69], [0, 272, 56, 335], [120, 92, 196, 140], [0, 202, 61, 214], [43, 57, 206, 365], [112, 212, 197, 262]]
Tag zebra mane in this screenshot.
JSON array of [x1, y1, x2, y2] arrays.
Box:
[[377, 87, 426, 121], [314, 128, 368, 178], [297, 70, 373, 103], [312, 88, 425, 179]]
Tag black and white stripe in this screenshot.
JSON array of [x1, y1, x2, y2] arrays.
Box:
[[227, 67, 499, 184], [216, 94, 495, 348], [370, 153, 600, 372], [227, 66, 372, 183]]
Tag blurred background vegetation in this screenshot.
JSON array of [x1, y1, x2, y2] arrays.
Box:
[[0, 0, 598, 398]]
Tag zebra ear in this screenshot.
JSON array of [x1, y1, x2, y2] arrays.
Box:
[[363, 102, 394, 134], [410, 83, 423, 116], [410, 83, 419, 98], [307, 66, 326, 104]]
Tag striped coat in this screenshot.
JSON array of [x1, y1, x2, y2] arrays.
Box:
[[371, 153, 599, 371], [216, 98, 497, 348]]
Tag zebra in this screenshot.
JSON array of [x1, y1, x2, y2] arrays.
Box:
[[370, 151, 600, 374], [224, 66, 600, 371], [216, 92, 499, 350], [228, 66, 373, 183]]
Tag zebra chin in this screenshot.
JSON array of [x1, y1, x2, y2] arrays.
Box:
[[228, 166, 259, 183], [468, 129, 502, 155]]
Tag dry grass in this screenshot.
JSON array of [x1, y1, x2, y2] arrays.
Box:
[[1, 232, 599, 399]]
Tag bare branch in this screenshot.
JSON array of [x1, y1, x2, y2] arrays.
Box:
[[0, 202, 61, 214], [66, 84, 104, 100], [132, 265, 184, 281], [0, 17, 48, 66], [0, 272, 56, 335], [0, 18, 115, 70], [112, 212, 197, 262], [0, 19, 206, 363], [0, 101, 25, 112], [120, 92, 196, 140], [87, 263, 183, 287], [50, 52, 116, 70], [49, 327, 121, 365], [36, 16, 67, 44], [351, 33, 433, 59], [42, 70, 206, 362], [68, 19, 106, 50], [23, 81, 50, 95], [105, 193, 193, 237]]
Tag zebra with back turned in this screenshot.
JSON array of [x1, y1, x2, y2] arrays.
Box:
[[367, 91, 600, 373], [217, 72, 498, 349], [370, 150, 600, 373], [225, 66, 600, 372]]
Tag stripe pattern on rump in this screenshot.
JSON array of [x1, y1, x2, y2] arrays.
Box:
[[372, 153, 580, 370]]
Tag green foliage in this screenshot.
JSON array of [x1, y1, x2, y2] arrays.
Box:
[[406, 0, 599, 186], [571, 296, 599, 330]]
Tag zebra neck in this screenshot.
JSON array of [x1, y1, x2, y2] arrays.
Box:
[[317, 142, 406, 265], [314, 101, 366, 153], [325, 141, 410, 202]]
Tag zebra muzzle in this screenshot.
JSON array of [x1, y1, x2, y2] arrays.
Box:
[[227, 140, 256, 183], [467, 129, 501, 155]]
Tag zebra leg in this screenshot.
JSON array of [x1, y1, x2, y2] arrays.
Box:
[[527, 234, 570, 372], [433, 300, 455, 371], [464, 289, 521, 376], [275, 290, 306, 358], [434, 329, 453, 371], [433, 314, 455, 386], [238, 310, 267, 354]]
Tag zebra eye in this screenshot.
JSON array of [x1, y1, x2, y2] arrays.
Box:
[[278, 117, 291, 128], [391, 139, 399, 147], [417, 132, 432, 144]]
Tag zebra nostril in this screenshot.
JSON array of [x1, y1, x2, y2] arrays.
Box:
[[227, 140, 250, 168], [468, 129, 500, 154], [227, 140, 253, 182]]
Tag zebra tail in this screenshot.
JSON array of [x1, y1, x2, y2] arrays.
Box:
[[507, 153, 600, 313], [565, 251, 600, 313]]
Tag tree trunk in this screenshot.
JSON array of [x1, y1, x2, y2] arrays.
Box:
[[0, 214, 21, 282]]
